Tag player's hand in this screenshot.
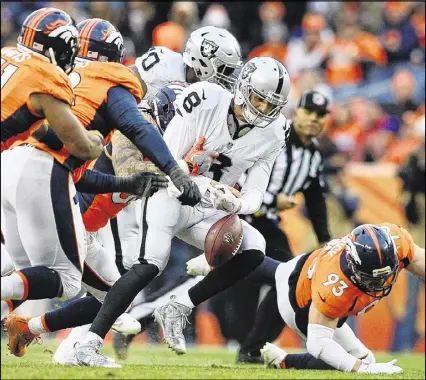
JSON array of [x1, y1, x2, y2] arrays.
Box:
[[122, 172, 169, 198], [213, 184, 242, 214], [358, 359, 403, 374], [186, 254, 212, 276], [168, 165, 202, 206], [184, 136, 218, 175], [210, 180, 241, 198]]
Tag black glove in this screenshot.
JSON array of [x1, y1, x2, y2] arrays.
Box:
[[118, 172, 169, 198], [168, 165, 201, 206]]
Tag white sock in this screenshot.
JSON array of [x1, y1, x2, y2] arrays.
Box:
[[174, 292, 195, 309], [1, 273, 25, 300], [28, 315, 49, 335], [1, 301, 11, 319], [65, 324, 91, 345], [83, 331, 103, 345]]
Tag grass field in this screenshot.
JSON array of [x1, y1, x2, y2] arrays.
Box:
[[1, 340, 425, 379]]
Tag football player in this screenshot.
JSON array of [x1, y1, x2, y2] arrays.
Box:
[[1, 17, 199, 331], [1, 7, 104, 158], [190, 223, 425, 374], [3, 84, 186, 363], [71, 57, 291, 367]]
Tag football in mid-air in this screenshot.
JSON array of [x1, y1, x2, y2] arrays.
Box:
[[204, 214, 243, 267]]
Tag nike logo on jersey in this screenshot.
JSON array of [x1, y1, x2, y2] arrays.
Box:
[[202, 90, 206, 100]]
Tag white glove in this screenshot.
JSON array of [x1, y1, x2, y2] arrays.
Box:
[[212, 184, 242, 214], [186, 254, 211, 276], [358, 359, 403, 374], [112, 313, 141, 335], [260, 342, 287, 369]]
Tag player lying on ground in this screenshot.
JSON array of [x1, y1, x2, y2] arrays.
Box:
[[187, 222, 425, 374]]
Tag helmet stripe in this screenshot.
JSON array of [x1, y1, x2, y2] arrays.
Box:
[[275, 61, 284, 93], [79, 19, 99, 58], [23, 8, 54, 47], [26, 8, 56, 48], [364, 224, 383, 264]]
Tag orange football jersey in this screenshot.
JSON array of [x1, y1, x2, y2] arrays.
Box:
[[25, 59, 144, 181], [294, 223, 415, 319], [1, 46, 74, 152]]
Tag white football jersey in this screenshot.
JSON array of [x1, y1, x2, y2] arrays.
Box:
[[134, 46, 186, 108], [163, 81, 290, 213]]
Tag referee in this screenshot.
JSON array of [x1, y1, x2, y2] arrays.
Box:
[[236, 90, 332, 363]]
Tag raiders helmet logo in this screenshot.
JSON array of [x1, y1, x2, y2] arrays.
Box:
[[241, 62, 256, 80], [200, 39, 219, 59]]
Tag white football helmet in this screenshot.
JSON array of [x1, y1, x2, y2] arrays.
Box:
[[183, 26, 243, 92], [234, 57, 290, 128]]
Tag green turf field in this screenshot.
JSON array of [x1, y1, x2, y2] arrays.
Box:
[[1, 341, 425, 379]]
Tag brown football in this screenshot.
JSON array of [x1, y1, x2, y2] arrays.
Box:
[[204, 214, 243, 267]]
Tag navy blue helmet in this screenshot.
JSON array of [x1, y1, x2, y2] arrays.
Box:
[[76, 18, 124, 63], [148, 82, 188, 134], [346, 224, 399, 298]]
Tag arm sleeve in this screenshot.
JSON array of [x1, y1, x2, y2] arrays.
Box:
[[75, 169, 127, 194], [106, 86, 177, 174], [239, 147, 281, 215], [306, 324, 358, 372]]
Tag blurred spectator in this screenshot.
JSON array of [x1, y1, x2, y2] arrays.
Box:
[[168, 1, 199, 41], [247, 2, 288, 53], [87, 1, 121, 27], [323, 18, 387, 87], [47, 1, 88, 23], [410, 2, 425, 50], [284, 13, 332, 79], [1, 3, 16, 47], [201, 4, 231, 30], [380, 2, 420, 65], [381, 70, 419, 119], [152, 22, 185, 53]]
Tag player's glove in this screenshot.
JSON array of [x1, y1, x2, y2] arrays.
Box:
[[168, 165, 202, 206], [184, 136, 218, 175], [119, 172, 169, 198], [213, 184, 242, 214], [186, 254, 212, 276], [358, 359, 403, 374]]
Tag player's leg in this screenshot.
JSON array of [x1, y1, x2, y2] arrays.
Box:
[[75, 189, 181, 367], [154, 215, 265, 354]]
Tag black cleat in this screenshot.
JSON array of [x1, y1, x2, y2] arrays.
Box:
[[236, 350, 263, 364]]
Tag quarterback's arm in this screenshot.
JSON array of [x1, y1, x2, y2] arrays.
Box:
[[106, 86, 177, 175], [406, 244, 425, 280], [307, 303, 361, 372], [162, 113, 196, 160], [238, 147, 281, 215], [111, 131, 162, 177]]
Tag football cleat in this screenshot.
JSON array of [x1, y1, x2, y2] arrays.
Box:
[[236, 350, 263, 364], [112, 313, 141, 335], [4, 314, 40, 357], [153, 295, 191, 355], [75, 339, 121, 368], [260, 342, 287, 369]]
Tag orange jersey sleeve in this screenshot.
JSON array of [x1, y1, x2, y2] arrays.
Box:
[[1, 47, 74, 151], [379, 223, 415, 267]]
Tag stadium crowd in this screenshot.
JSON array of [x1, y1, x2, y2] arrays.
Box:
[[2, 1, 424, 354]]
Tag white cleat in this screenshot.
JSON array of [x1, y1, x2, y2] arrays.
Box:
[[112, 313, 141, 335], [260, 342, 287, 369], [53, 341, 116, 366], [153, 296, 191, 355], [75, 339, 122, 368]]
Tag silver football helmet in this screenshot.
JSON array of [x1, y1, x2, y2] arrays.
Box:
[[183, 26, 243, 92], [234, 57, 290, 128]]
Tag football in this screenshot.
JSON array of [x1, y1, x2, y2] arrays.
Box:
[[204, 214, 243, 267]]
